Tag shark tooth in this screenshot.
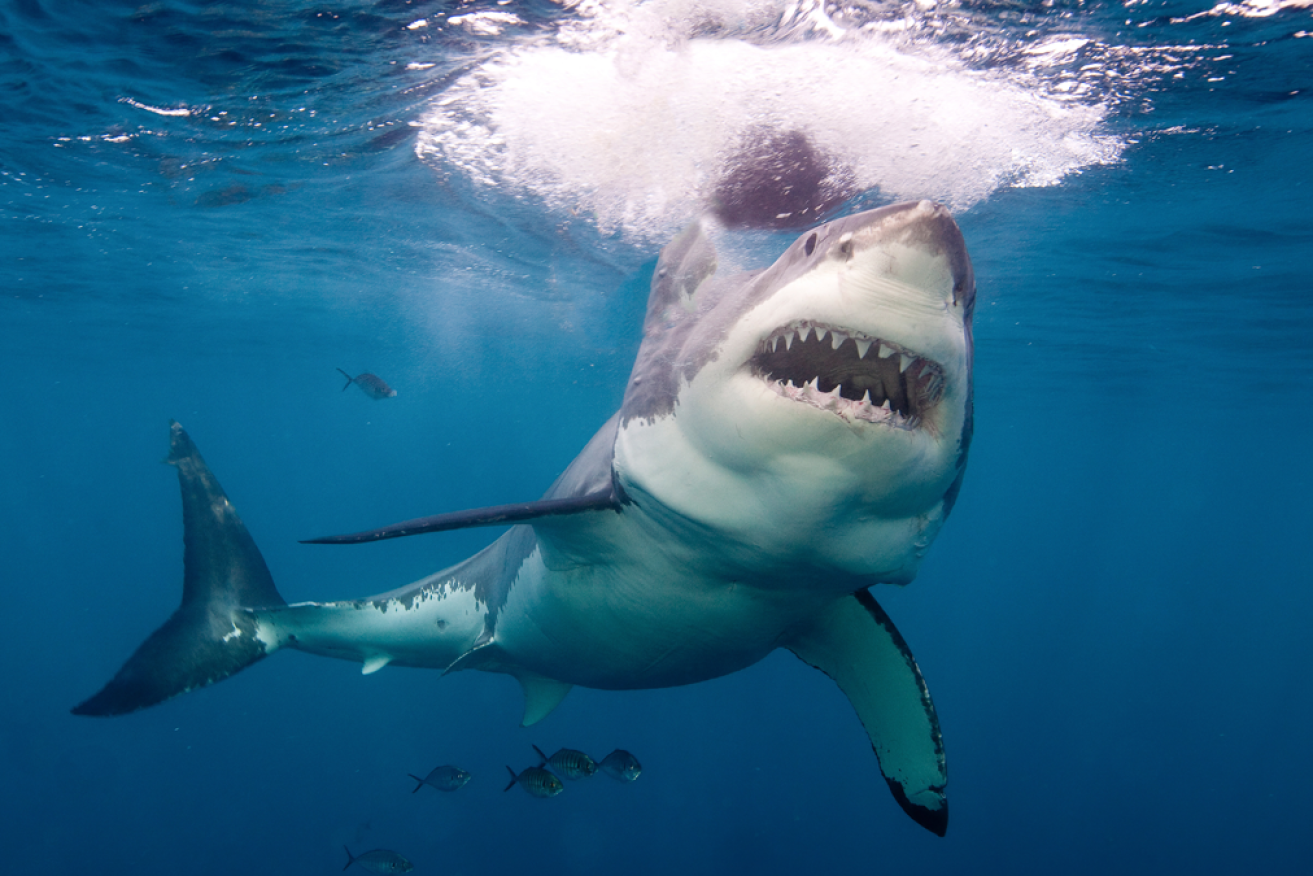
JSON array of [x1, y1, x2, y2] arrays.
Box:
[[854, 337, 873, 358], [900, 354, 914, 374], [831, 331, 847, 350], [879, 344, 896, 359], [784, 332, 795, 351]]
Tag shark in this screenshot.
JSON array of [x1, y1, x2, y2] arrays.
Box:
[[72, 200, 974, 836]]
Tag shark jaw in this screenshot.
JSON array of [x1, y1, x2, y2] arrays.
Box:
[[749, 321, 945, 431]]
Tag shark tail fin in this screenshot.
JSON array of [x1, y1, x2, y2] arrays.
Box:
[[71, 421, 288, 717], [337, 368, 353, 391]]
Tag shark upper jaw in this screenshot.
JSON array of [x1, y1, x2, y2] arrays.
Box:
[[749, 320, 945, 431]]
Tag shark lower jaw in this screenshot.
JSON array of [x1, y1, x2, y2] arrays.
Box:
[[748, 321, 946, 430]]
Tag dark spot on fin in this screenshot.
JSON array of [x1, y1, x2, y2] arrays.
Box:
[[886, 775, 948, 837]]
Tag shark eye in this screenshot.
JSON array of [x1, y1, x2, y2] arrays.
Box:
[[804, 233, 817, 256]]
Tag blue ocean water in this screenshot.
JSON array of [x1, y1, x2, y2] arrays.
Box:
[[3, 0, 1311, 873]]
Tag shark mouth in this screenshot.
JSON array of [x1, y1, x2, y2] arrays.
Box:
[[749, 322, 945, 429]]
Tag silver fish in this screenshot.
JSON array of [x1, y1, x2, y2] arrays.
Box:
[[532, 744, 597, 780], [503, 764, 564, 798], [343, 846, 413, 874], [598, 749, 641, 782], [338, 368, 397, 399], [408, 765, 471, 793]]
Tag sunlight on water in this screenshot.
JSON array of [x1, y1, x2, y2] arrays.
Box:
[[417, 0, 1124, 243]]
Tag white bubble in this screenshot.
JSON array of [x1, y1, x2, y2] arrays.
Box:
[[417, 0, 1124, 244]]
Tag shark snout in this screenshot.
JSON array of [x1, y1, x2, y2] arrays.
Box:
[[841, 200, 974, 312]]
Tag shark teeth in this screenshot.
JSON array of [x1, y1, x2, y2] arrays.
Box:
[[750, 321, 946, 429]]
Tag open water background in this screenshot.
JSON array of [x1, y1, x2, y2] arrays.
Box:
[[3, 1, 1312, 873]]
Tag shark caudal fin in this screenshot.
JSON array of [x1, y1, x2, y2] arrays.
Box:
[[71, 421, 287, 717], [784, 590, 948, 836]]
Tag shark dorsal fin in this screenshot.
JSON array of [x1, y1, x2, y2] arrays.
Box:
[[643, 218, 718, 333]]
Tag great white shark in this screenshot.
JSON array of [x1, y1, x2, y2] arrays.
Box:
[[73, 200, 974, 836]]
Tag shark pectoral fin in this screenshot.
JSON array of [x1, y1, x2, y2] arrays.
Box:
[[515, 673, 573, 728], [300, 488, 623, 545], [784, 590, 947, 836], [361, 654, 392, 675]]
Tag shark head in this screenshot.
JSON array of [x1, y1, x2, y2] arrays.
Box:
[[615, 201, 974, 586]]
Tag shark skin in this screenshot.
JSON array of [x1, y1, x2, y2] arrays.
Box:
[[73, 200, 974, 836]]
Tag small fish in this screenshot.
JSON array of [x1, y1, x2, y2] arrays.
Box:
[[338, 368, 397, 399], [532, 744, 597, 780], [503, 764, 564, 798], [598, 749, 642, 782], [408, 765, 471, 793], [342, 846, 413, 874]]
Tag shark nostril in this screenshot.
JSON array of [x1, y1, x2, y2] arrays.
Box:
[[836, 232, 854, 259]]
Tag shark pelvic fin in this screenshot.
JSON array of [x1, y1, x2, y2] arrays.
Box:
[[300, 487, 624, 545], [361, 654, 392, 675], [72, 421, 287, 717], [516, 673, 573, 728], [784, 589, 948, 836]]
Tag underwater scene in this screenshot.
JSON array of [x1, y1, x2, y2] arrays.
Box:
[[2, 1, 1311, 874]]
